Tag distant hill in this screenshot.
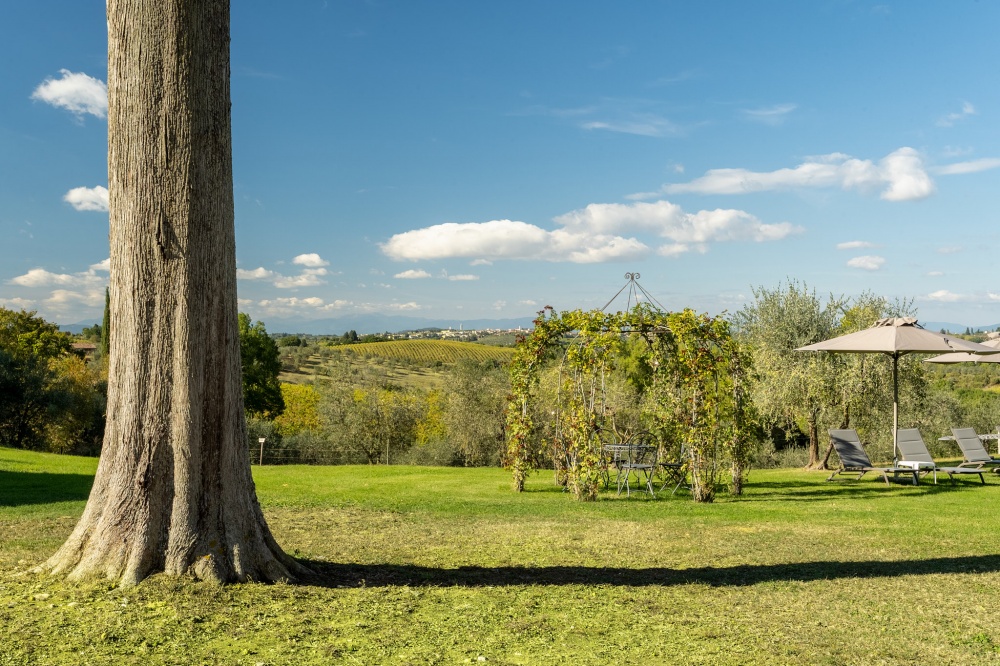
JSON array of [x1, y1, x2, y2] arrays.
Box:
[[922, 321, 1000, 334], [57, 314, 536, 336], [59, 319, 100, 334], [264, 314, 537, 336]]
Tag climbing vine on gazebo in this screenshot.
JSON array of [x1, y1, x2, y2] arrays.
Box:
[[504, 301, 754, 502]]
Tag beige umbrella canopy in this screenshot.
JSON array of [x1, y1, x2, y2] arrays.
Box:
[[796, 317, 1000, 460], [924, 333, 1000, 364]]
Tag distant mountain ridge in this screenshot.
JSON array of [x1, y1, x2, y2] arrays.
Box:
[[264, 314, 538, 336], [922, 321, 1000, 334]]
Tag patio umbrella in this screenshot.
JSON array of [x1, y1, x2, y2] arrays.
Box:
[[924, 333, 1000, 364], [795, 317, 1000, 460]]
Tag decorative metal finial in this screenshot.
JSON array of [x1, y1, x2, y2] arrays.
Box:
[[625, 272, 640, 281]]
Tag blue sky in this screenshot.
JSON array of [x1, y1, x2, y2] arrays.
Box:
[[3, 1, 1000, 328]]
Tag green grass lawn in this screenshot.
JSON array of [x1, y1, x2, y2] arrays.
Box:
[[3, 447, 1000, 664]]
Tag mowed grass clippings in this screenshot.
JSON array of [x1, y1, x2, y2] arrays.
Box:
[[3, 448, 1000, 664]]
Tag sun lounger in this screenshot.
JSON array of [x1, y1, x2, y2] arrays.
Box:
[[951, 427, 1000, 471], [827, 429, 919, 485], [896, 428, 985, 485]]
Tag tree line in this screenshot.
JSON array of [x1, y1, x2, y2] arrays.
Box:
[[4, 281, 999, 469]]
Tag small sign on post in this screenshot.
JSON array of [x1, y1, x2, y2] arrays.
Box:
[[258, 437, 266, 466]]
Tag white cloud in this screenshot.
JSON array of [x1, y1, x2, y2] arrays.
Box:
[[236, 267, 276, 280], [236, 261, 329, 289], [252, 296, 353, 317], [937, 246, 962, 255], [741, 103, 797, 126], [386, 302, 421, 311], [846, 255, 885, 271], [273, 269, 326, 289], [90, 258, 111, 272], [31, 70, 108, 119], [927, 271, 944, 277], [937, 101, 976, 127], [46, 289, 104, 307], [658, 148, 934, 202], [934, 158, 1000, 175], [447, 274, 479, 281], [0, 297, 35, 309], [836, 240, 875, 250], [381, 200, 800, 264], [9, 267, 105, 289], [292, 253, 329, 268], [64, 186, 109, 212], [470, 259, 493, 266], [519, 299, 538, 306], [394, 269, 432, 279], [926, 290, 964, 302], [989, 293, 1000, 302]]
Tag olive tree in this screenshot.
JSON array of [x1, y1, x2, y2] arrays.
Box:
[[733, 281, 841, 469]]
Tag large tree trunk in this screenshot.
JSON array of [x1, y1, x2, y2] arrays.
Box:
[[42, 0, 300, 586]]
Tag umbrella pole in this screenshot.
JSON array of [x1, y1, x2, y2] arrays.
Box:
[[892, 353, 899, 463]]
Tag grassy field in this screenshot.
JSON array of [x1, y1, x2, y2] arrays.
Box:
[[3, 448, 1000, 664]]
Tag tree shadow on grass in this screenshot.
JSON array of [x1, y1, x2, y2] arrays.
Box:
[[734, 478, 993, 502], [0, 470, 93, 507], [297, 554, 1000, 589]]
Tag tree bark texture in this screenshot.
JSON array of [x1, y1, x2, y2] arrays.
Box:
[[43, 0, 299, 586]]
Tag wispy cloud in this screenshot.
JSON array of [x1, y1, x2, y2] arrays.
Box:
[[381, 199, 802, 264], [394, 269, 431, 279], [740, 103, 797, 126], [651, 148, 934, 202], [525, 98, 684, 138], [31, 70, 107, 119], [0, 297, 35, 309], [926, 289, 965, 302], [273, 269, 326, 289], [9, 266, 106, 289], [446, 274, 479, 281], [236, 255, 332, 288], [64, 185, 109, 212], [933, 158, 1000, 176], [937, 101, 976, 128], [846, 255, 885, 271], [836, 240, 876, 250]]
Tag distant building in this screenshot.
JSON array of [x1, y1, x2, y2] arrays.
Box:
[[70, 342, 98, 360]]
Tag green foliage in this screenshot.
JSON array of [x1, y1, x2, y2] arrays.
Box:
[[44, 355, 107, 455], [732, 281, 840, 467], [506, 305, 754, 501], [238, 313, 285, 419], [276, 334, 304, 347], [320, 385, 424, 464], [273, 383, 321, 437], [443, 360, 509, 466], [734, 285, 923, 466], [0, 309, 74, 450]]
